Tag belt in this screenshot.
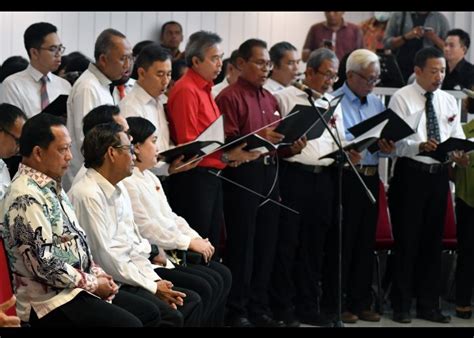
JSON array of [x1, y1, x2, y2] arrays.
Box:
[[345, 165, 378, 176], [402, 157, 448, 174], [289, 161, 325, 174], [255, 155, 276, 166]]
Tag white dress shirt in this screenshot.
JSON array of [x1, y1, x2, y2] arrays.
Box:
[[212, 78, 230, 98], [112, 78, 135, 103], [0, 159, 10, 201], [68, 168, 160, 294], [388, 81, 466, 164], [274, 86, 346, 166], [263, 77, 287, 94], [122, 167, 201, 250], [119, 83, 173, 175], [65, 63, 114, 191], [0, 64, 71, 118]]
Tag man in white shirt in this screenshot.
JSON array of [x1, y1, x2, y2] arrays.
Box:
[[212, 50, 241, 98], [0, 103, 27, 200], [1, 22, 71, 118], [270, 48, 359, 327], [120, 43, 198, 176], [388, 47, 468, 324], [65, 28, 133, 191], [264, 41, 300, 94], [68, 123, 203, 327]]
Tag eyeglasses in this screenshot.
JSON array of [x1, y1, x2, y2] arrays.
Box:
[[0, 128, 20, 145], [352, 71, 381, 86], [113, 143, 135, 155], [316, 70, 339, 82], [39, 45, 66, 55], [249, 59, 274, 70]]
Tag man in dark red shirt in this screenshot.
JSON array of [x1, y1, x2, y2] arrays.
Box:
[[216, 38, 305, 327], [167, 31, 258, 256]]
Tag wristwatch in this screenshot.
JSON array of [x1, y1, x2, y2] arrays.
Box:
[[221, 152, 231, 164]]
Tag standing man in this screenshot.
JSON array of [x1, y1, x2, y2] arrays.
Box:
[[328, 49, 395, 323], [212, 50, 241, 98], [264, 41, 300, 93], [166, 31, 259, 253], [66, 28, 133, 190], [160, 21, 185, 61], [388, 47, 468, 324], [1, 22, 71, 118], [215, 38, 305, 327]]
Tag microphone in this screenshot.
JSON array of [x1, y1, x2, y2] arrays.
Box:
[[292, 82, 322, 99], [462, 88, 474, 99]]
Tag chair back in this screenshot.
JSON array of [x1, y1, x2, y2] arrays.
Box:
[[375, 180, 394, 250], [0, 238, 16, 316], [443, 191, 457, 250]]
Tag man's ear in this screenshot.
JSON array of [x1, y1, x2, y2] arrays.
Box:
[[106, 146, 116, 163], [32, 145, 43, 163]]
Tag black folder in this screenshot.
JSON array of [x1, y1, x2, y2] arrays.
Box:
[[418, 137, 474, 162], [348, 108, 421, 153], [40, 94, 68, 118], [159, 140, 223, 163]]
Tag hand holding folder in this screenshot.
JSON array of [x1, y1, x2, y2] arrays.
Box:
[[418, 137, 474, 163]]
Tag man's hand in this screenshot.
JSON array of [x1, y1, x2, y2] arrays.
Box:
[[0, 296, 20, 327], [151, 247, 168, 267], [378, 139, 396, 154], [289, 136, 307, 155], [258, 127, 284, 144], [168, 155, 201, 174], [419, 139, 439, 152], [156, 280, 186, 309], [188, 238, 215, 263], [452, 150, 470, 168], [95, 275, 118, 301], [225, 143, 261, 166], [348, 149, 362, 164]]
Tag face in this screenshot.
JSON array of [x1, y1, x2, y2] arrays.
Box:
[[40, 125, 72, 180], [0, 117, 24, 158], [444, 35, 466, 63], [193, 45, 223, 82], [325, 12, 344, 26], [306, 58, 339, 94], [415, 57, 446, 92], [347, 62, 381, 98], [161, 24, 183, 50], [100, 36, 133, 81], [113, 115, 130, 134], [272, 50, 300, 86], [139, 59, 172, 97], [112, 131, 135, 179], [31, 32, 64, 74], [135, 134, 158, 170], [240, 46, 272, 87]]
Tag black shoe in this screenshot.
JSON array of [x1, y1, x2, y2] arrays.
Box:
[[416, 309, 451, 323], [456, 307, 472, 319], [392, 311, 412, 323], [226, 316, 254, 327], [250, 314, 285, 327], [298, 312, 333, 327]]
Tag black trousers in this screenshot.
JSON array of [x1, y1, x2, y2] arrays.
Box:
[[223, 161, 280, 319], [29, 290, 158, 327], [168, 167, 223, 250], [269, 162, 336, 318], [455, 198, 474, 307], [388, 158, 448, 313]]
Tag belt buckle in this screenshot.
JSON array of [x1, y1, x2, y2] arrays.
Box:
[[263, 156, 271, 165], [428, 164, 438, 174]]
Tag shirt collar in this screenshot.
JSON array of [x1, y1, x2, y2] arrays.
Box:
[[133, 83, 158, 105], [323, 19, 347, 29], [87, 168, 122, 201], [340, 82, 367, 105], [237, 77, 266, 94], [187, 68, 214, 92], [27, 64, 51, 83], [18, 163, 61, 191], [88, 63, 113, 87], [413, 80, 441, 97]]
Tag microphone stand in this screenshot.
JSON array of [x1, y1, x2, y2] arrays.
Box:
[[303, 89, 376, 328]]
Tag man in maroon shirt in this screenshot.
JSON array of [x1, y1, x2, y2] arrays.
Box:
[[166, 31, 258, 256], [216, 38, 305, 327]]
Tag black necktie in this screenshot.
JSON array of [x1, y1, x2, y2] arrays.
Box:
[[424, 92, 440, 142], [109, 83, 115, 96]]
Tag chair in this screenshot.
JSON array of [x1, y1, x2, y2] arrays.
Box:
[[0, 237, 16, 316], [442, 190, 457, 251], [373, 179, 394, 314], [441, 190, 457, 302]]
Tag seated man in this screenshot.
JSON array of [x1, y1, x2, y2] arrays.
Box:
[[68, 122, 203, 327], [1, 113, 161, 327]]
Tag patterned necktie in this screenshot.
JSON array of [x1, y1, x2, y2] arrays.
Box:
[[424, 91, 440, 142], [40, 76, 50, 110]]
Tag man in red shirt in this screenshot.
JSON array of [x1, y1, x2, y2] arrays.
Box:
[[167, 31, 258, 257]]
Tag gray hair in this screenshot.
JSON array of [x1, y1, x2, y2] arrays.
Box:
[[306, 48, 339, 71], [185, 31, 222, 67], [94, 28, 126, 62], [346, 49, 380, 74]]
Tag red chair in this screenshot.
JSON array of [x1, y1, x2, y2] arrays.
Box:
[[0, 237, 16, 316], [443, 190, 457, 251]]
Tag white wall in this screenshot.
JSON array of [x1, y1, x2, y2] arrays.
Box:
[[0, 11, 372, 63]]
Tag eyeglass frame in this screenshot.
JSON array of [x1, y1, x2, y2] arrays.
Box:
[[38, 45, 66, 55], [248, 59, 274, 70], [352, 70, 381, 86], [316, 69, 339, 82], [112, 143, 135, 155], [0, 128, 20, 145]]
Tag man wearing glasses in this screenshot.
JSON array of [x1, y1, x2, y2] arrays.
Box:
[[327, 49, 395, 323], [1, 22, 71, 118]]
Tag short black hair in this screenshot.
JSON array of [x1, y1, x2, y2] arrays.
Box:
[[0, 56, 28, 82], [135, 43, 171, 71], [269, 41, 297, 67], [24, 22, 58, 58], [0, 103, 27, 131], [133, 40, 154, 57], [414, 47, 444, 69], [238, 39, 267, 61], [127, 117, 156, 145], [20, 113, 65, 157], [447, 28, 471, 50], [160, 21, 183, 39], [171, 59, 188, 81], [82, 104, 121, 137], [82, 122, 123, 169]]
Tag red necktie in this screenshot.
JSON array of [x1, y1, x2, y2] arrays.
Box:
[[117, 84, 126, 100]]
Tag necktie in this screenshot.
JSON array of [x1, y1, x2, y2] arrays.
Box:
[[117, 84, 126, 100], [40, 76, 50, 110], [424, 92, 440, 142]]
